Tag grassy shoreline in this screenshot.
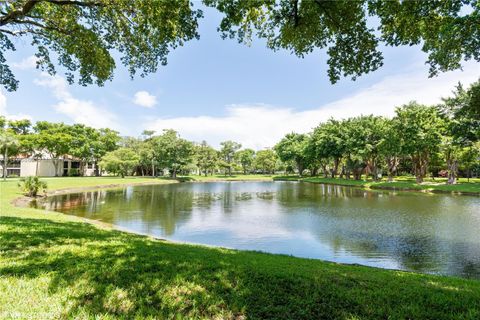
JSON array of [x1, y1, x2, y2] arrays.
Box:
[[274, 175, 480, 195], [1, 177, 480, 319]]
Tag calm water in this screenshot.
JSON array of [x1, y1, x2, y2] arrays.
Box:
[[34, 181, 480, 278]]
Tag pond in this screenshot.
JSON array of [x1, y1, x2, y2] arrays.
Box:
[[33, 181, 480, 279]]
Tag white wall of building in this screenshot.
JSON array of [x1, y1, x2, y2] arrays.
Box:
[[20, 159, 64, 177]]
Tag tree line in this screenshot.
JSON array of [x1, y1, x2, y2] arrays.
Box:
[[1, 79, 478, 183], [275, 80, 480, 184], [100, 131, 279, 178], [0, 120, 279, 179], [0, 120, 120, 178]]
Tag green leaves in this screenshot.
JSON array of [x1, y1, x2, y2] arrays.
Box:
[[206, 0, 479, 83], [99, 147, 140, 178], [17, 176, 47, 197], [1, 1, 478, 90], [1, 0, 202, 91], [152, 129, 194, 177], [274, 133, 309, 175]]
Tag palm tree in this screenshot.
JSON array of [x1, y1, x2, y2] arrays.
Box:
[[0, 131, 19, 181]]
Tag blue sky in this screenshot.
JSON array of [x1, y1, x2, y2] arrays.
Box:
[[1, 6, 479, 149]]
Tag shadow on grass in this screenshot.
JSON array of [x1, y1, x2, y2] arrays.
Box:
[[1, 216, 480, 319]]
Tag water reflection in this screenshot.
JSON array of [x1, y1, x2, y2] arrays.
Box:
[[34, 181, 480, 279]]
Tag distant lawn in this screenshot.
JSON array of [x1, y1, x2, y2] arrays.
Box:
[[1, 177, 480, 319], [184, 174, 277, 182], [274, 175, 480, 195]]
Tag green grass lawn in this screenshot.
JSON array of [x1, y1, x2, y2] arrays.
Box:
[[1, 177, 480, 319], [184, 174, 277, 182], [275, 175, 480, 194]]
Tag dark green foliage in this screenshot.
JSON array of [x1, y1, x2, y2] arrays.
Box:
[[2, 1, 478, 90], [17, 176, 47, 197], [0, 0, 202, 91], [205, 0, 479, 83]]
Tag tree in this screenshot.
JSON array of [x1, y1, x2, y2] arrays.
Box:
[[342, 116, 386, 181], [0, 130, 18, 180], [379, 119, 402, 182], [460, 143, 480, 182], [394, 102, 445, 183], [137, 139, 156, 177], [99, 147, 139, 178], [153, 130, 194, 178], [205, 0, 479, 83], [8, 119, 31, 135], [275, 133, 309, 176], [235, 149, 255, 174], [219, 140, 241, 176], [195, 141, 218, 176], [254, 149, 277, 174], [0, 0, 202, 91], [311, 120, 345, 178], [3, 2, 478, 91], [441, 136, 463, 185], [34, 121, 72, 176], [441, 80, 480, 145], [68, 124, 98, 175], [0, 116, 6, 129], [90, 128, 120, 176]]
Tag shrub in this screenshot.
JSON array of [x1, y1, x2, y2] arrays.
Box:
[[68, 168, 80, 177], [17, 176, 48, 197]]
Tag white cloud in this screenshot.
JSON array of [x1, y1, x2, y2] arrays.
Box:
[[133, 90, 157, 108], [0, 90, 33, 121], [0, 91, 6, 115], [34, 74, 120, 130], [145, 63, 479, 150], [12, 56, 38, 70]]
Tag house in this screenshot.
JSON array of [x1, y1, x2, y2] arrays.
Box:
[[0, 158, 21, 177], [1, 153, 99, 177]]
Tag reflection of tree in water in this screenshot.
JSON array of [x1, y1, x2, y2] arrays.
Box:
[[39, 182, 480, 278], [42, 185, 195, 237], [441, 242, 480, 279], [273, 182, 480, 277], [275, 182, 382, 208]]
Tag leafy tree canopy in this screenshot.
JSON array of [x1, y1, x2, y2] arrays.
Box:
[[99, 147, 139, 178], [274, 133, 309, 175], [254, 149, 277, 174], [441, 79, 480, 145], [0, 0, 202, 91], [1, 0, 478, 91], [152, 129, 194, 177], [204, 0, 479, 83]]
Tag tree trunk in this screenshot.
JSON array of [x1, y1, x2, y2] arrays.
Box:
[[297, 161, 304, 177], [330, 158, 339, 178], [3, 146, 8, 180], [53, 158, 59, 177], [151, 161, 155, 177], [413, 153, 428, 184], [321, 163, 329, 178], [172, 168, 177, 178], [447, 159, 458, 185], [35, 158, 39, 176], [386, 156, 398, 182], [372, 164, 378, 181]]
